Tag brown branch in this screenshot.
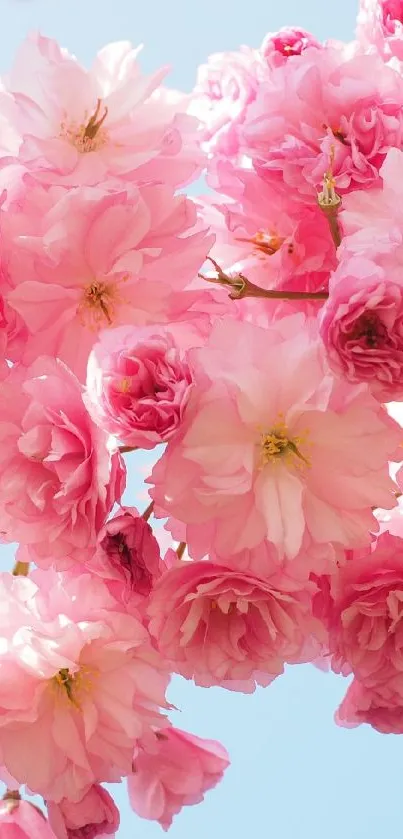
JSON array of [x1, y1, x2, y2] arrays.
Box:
[[119, 446, 138, 454], [142, 500, 154, 522], [176, 542, 186, 560], [199, 258, 328, 302], [12, 561, 29, 577]]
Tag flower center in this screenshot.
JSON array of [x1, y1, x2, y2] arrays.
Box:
[[52, 666, 95, 708], [60, 99, 108, 153], [260, 417, 310, 470], [78, 281, 116, 329], [383, 0, 403, 26], [348, 312, 388, 349], [236, 230, 286, 258]]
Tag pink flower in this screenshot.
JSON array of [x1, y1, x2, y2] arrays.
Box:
[[241, 44, 403, 200], [0, 357, 125, 564], [85, 325, 193, 448], [336, 677, 403, 733], [47, 785, 119, 839], [4, 181, 212, 379], [92, 507, 165, 610], [357, 0, 403, 61], [4, 33, 203, 187], [128, 727, 230, 830], [150, 318, 400, 561], [320, 255, 403, 400], [260, 27, 321, 69], [189, 47, 263, 157], [0, 572, 169, 802], [148, 561, 324, 691], [329, 531, 403, 685], [0, 795, 57, 839]]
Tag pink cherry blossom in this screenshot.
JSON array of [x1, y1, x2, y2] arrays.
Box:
[[0, 572, 169, 802], [336, 677, 403, 733], [128, 727, 230, 830], [0, 795, 57, 839], [150, 318, 401, 561], [4, 33, 203, 188], [85, 325, 193, 448], [3, 181, 213, 379], [47, 785, 119, 839], [148, 560, 324, 691], [320, 255, 403, 401], [329, 531, 403, 686], [0, 356, 125, 564], [241, 43, 403, 200], [357, 0, 403, 61], [260, 27, 321, 69], [189, 46, 263, 158], [92, 506, 165, 611]]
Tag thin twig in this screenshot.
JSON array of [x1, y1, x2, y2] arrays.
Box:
[[142, 500, 154, 522], [176, 542, 186, 560], [199, 257, 328, 302], [118, 445, 138, 454]]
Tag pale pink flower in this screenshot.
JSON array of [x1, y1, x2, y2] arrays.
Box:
[[4, 181, 212, 379], [320, 255, 403, 401], [189, 46, 263, 157], [357, 0, 403, 62], [4, 33, 203, 187], [0, 572, 169, 802], [241, 43, 403, 200], [150, 318, 401, 561], [47, 785, 119, 839], [202, 162, 335, 293], [92, 506, 165, 611], [85, 325, 193, 448], [336, 677, 403, 733], [128, 727, 230, 830], [148, 560, 324, 691], [0, 795, 57, 839], [329, 531, 403, 685], [0, 356, 125, 564], [260, 27, 321, 69]]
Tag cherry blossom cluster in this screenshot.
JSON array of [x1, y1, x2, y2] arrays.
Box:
[[3, 1, 403, 834]]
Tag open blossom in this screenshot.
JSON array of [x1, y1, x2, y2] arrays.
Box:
[[0, 572, 169, 803], [148, 561, 324, 691], [47, 785, 120, 839], [92, 507, 165, 611], [329, 531, 403, 685], [128, 727, 230, 830], [3, 181, 212, 379], [3, 33, 203, 187], [260, 27, 321, 69], [0, 795, 57, 839], [336, 677, 403, 733], [241, 43, 403, 200], [0, 356, 125, 563], [203, 162, 335, 293], [150, 318, 401, 561], [86, 325, 193, 448], [189, 46, 263, 157], [357, 0, 403, 62]]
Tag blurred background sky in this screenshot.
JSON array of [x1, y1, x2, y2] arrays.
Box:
[[1, 1, 402, 838]]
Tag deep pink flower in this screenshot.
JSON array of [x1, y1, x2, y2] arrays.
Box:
[[85, 325, 193, 448], [190, 47, 263, 157], [329, 531, 403, 685], [148, 561, 324, 691], [47, 785, 119, 839], [150, 318, 400, 561], [128, 727, 230, 830], [241, 44, 403, 200], [0, 572, 169, 802], [4, 33, 203, 188], [0, 795, 57, 839], [260, 27, 321, 69], [357, 0, 403, 61], [321, 256, 403, 400], [92, 507, 165, 610], [0, 357, 125, 564], [3, 181, 212, 379], [336, 677, 403, 733]]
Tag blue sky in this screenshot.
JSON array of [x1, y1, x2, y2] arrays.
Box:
[[2, 1, 403, 838]]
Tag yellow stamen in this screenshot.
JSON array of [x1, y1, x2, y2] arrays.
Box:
[[60, 99, 108, 154], [236, 230, 285, 258], [260, 417, 311, 471]]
